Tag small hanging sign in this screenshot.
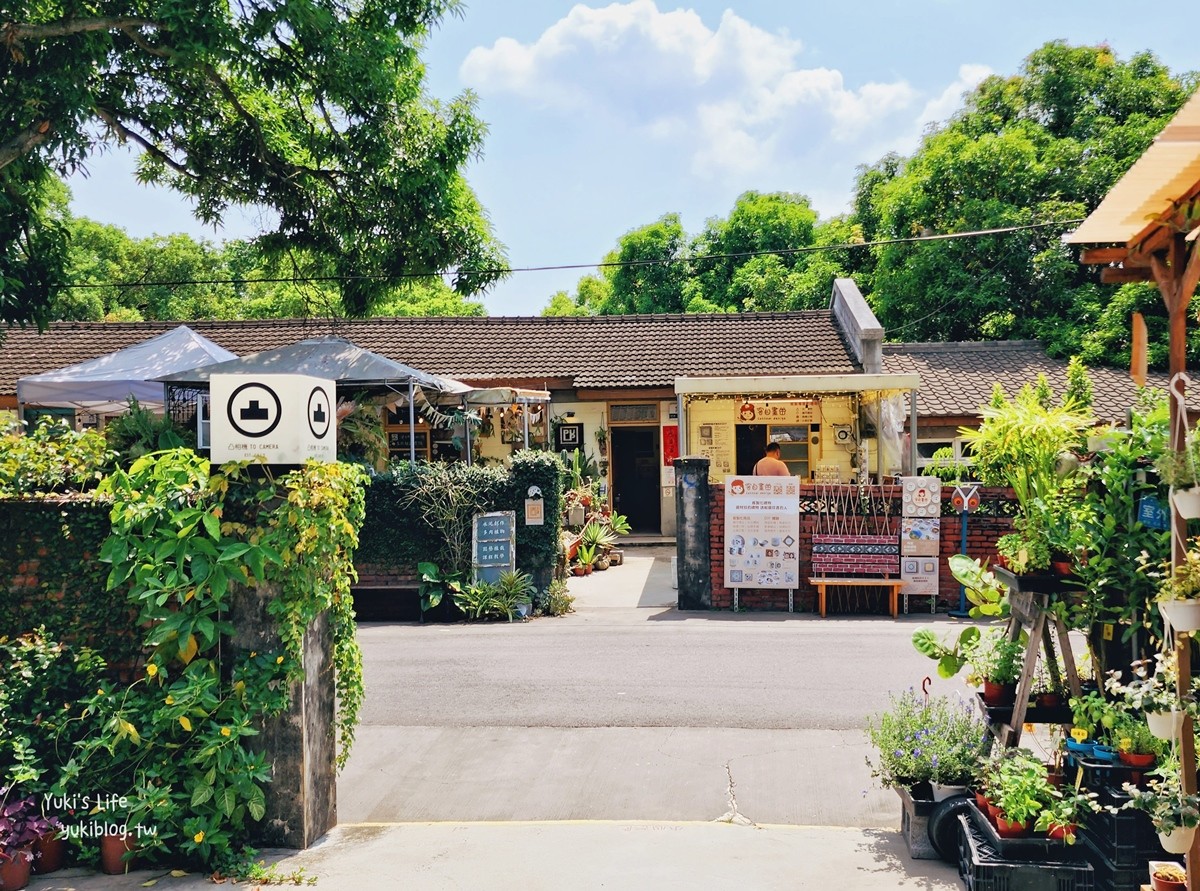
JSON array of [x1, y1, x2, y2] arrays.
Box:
[[1137, 494, 1169, 530]]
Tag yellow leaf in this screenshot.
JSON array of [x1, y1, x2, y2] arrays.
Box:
[[141, 881, 158, 887], [179, 716, 193, 732], [179, 634, 199, 665], [170, 870, 189, 877]]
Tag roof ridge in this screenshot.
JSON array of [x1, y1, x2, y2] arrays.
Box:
[[882, 339, 1045, 353]]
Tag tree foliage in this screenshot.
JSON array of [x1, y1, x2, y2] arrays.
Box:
[[1, 0, 507, 325], [856, 42, 1196, 361]]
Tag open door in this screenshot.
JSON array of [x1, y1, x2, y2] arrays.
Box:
[[610, 426, 661, 533]]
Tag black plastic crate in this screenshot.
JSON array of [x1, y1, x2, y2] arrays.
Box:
[[964, 800, 1086, 862], [1077, 834, 1151, 891], [1077, 788, 1164, 866], [1064, 756, 1136, 793], [958, 814, 1096, 891]]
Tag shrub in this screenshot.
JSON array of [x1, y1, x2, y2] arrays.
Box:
[[865, 689, 988, 787], [0, 417, 112, 496]]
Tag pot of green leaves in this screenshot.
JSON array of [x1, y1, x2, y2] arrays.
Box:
[[1156, 437, 1200, 519], [1035, 787, 1100, 844], [1120, 755, 1200, 854], [576, 543, 597, 575], [973, 631, 1024, 707], [1155, 541, 1200, 634], [993, 754, 1054, 838], [1114, 716, 1162, 777], [1067, 690, 1120, 757], [1106, 654, 1189, 742]]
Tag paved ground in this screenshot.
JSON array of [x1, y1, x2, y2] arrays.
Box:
[[28, 552, 973, 889]]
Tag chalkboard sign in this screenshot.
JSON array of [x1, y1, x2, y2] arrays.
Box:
[[473, 510, 516, 584]]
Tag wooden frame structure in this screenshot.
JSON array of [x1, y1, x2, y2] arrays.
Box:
[[1067, 89, 1200, 890]]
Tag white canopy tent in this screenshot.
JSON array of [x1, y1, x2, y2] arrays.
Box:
[[17, 325, 237, 414]]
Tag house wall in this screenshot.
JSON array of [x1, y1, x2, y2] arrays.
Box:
[[705, 484, 1016, 612]]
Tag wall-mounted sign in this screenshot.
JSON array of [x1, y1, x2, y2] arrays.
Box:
[[734, 401, 821, 425], [210, 373, 335, 464], [555, 422, 583, 451], [723, 476, 800, 589], [901, 476, 942, 518]]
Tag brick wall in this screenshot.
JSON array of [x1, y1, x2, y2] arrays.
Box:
[[708, 484, 1015, 613]]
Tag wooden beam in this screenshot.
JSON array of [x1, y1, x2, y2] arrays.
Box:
[[1080, 247, 1131, 264], [1099, 267, 1153, 284]]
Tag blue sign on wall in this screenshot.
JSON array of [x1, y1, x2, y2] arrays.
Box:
[[1138, 495, 1170, 531], [473, 510, 516, 583]]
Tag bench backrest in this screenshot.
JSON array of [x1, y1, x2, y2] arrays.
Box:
[[810, 533, 900, 577]]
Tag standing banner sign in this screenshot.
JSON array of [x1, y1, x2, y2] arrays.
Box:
[[723, 476, 800, 589], [210, 373, 336, 464], [900, 476, 942, 613], [473, 511, 516, 584]]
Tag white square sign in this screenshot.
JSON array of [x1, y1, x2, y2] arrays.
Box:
[[210, 373, 336, 464]]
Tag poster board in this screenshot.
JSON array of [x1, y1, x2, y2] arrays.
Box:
[[723, 476, 800, 589], [695, 422, 734, 477]]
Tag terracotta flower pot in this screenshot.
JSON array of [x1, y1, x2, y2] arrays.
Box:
[[1047, 823, 1076, 843], [986, 802, 1003, 826], [1151, 861, 1187, 891], [1119, 751, 1156, 769], [31, 831, 66, 874], [0, 847, 33, 891], [974, 791, 989, 810], [99, 831, 137, 875], [982, 680, 1016, 707], [995, 815, 1032, 838]]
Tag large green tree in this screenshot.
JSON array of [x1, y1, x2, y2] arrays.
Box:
[[858, 42, 1195, 361], [1, 0, 506, 327]]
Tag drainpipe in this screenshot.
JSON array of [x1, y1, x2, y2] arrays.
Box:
[[408, 381, 416, 463], [910, 389, 919, 475]]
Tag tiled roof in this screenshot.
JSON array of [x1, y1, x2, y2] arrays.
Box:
[[0, 311, 859, 397], [882, 340, 1174, 424]]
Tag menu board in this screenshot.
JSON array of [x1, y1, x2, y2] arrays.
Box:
[[695, 422, 735, 477], [472, 511, 516, 584], [723, 476, 800, 589]]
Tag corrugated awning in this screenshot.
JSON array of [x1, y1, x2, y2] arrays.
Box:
[[1065, 91, 1200, 246]]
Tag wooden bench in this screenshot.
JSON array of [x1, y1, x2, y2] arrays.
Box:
[[809, 533, 904, 618]]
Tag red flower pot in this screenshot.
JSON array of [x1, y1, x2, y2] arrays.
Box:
[[975, 791, 989, 810], [986, 803, 1003, 826], [1047, 823, 1076, 843], [99, 832, 137, 875], [31, 831, 66, 874], [0, 847, 33, 891], [982, 680, 1016, 707], [1119, 751, 1156, 769], [995, 816, 1032, 838]]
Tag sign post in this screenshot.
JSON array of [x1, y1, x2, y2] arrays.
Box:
[[472, 511, 516, 585]]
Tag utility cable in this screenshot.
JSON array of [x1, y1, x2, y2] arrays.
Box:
[[55, 218, 1085, 292]]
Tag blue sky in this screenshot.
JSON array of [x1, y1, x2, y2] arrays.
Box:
[[67, 2, 1197, 316]]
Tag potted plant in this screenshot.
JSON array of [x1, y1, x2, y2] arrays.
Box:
[[1155, 434, 1200, 519], [1068, 690, 1120, 750], [1035, 787, 1100, 844], [993, 754, 1054, 838], [1153, 540, 1200, 633], [1106, 654, 1189, 741], [1120, 755, 1200, 854], [972, 631, 1024, 707], [576, 543, 597, 575], [864, 690, 987, 799], [0, 791, 54, 891], [595, 426, 608, 457], [1150, 861, 1187, 891]]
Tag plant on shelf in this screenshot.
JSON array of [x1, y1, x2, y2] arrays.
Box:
[[995, 518, 1053, 575], [1120, 754, 1200, 853], [1035, 787, 1100, 844], [1113, 715, 1164, 765], [1148, 539, 1200, 634], [1154, 434, 1200, 490], [970, 630, 1025, 704], [947, 554, 1009, 619], [864, 690, 987, 792], [1069, 690, 1120, 744], [993, 753, 1054, 836], [1151, 862, 1187, 891]]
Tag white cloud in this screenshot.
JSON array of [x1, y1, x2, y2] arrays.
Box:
[[461, 3, 985, 204]]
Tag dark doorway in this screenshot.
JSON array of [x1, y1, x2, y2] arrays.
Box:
[[736, 424, 767, 476], [611, 426, 661, 533]]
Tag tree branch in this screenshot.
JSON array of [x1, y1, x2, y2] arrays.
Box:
[[0, 120, 51, 170], [2, 16, 155, 43]]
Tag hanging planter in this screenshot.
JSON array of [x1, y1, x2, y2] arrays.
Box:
[[1158, 825, 1197, 855], [1159, 600, 1200, 634], [1148, 709, 1187, 742], [1172, 487, 1200, 520]]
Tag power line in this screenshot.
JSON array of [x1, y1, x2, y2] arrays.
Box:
[[57, 218, 1085, 291]]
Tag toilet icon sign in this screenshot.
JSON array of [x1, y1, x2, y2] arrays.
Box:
[[308, 386, 331, 439], [228, 382, 282, 438]]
